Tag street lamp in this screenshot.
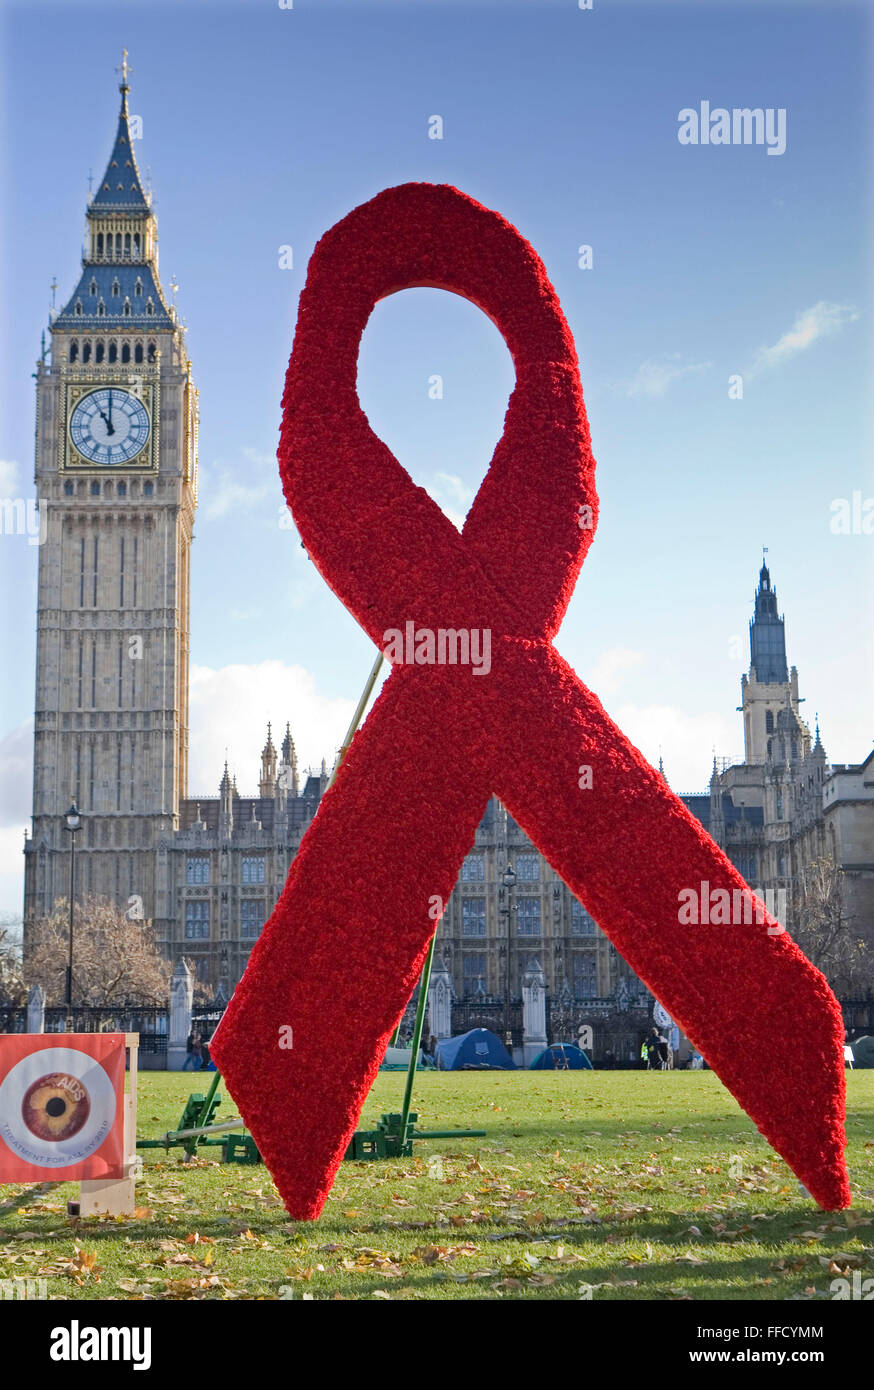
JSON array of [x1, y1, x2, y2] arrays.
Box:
[[64, 802, 82, 1026], [501, 862, 517, 1052]]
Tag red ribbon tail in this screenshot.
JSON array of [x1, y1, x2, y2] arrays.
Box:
[[211, 669, 490, 1220], [491, 643, 849, 1210]]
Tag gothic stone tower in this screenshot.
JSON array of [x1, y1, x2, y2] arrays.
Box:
[[24, 59, 197, 929], [741, 558, 805, 766]]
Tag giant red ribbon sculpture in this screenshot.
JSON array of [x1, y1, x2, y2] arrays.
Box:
[[211, 183, 849, 1219]]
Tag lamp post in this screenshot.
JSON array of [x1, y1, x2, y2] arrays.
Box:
[[64, 802, 81, 1027], [501, 862, 517, 1052]]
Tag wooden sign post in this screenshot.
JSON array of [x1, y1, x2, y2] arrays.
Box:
[[79, 1033, 138, 1217]]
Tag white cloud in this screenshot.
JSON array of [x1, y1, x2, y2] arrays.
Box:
[[187, 659, 362, 796], [0, 721, 33, 827], [0, 824, 26, 921], [751, 301, 859, 375], [588, 647, 645, 696], [200, 447, 281, 522], [0, 459, 20, 495], [424, 471, 474, 530], [0, 721, 32, 917], [609, 701, 741, 794], [621, 355, 710, 399]]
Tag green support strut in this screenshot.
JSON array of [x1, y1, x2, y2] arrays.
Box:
[[399, 932, 437, 1146]]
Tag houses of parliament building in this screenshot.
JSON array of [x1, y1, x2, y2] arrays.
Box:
[[23, 69, 873, 1008]]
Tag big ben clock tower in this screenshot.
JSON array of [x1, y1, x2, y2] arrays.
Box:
[[24, 55, 197, 931]]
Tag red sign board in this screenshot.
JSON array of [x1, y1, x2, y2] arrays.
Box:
[[0, 1034, 126, 1182]]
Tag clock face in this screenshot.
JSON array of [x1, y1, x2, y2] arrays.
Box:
[[69, 387, 151, 466]]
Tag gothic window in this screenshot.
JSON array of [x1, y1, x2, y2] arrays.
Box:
[[96, 233, 104, 256], [776, 793, 783, 819], [462, 955, 486, 996], [460, 854, 484, 882], [571, 899, 596, 935], [64, 481, 74, 496], [95, 342, 104, 362], [186, 856, 210, 885], [573, 955, 597, 1000], [185, 901, 210, 939], [134, 278, 143, 296], [461, 898, 486, 937], [778, 853, 787, 877], [134, 343, 143, 363], [766, 710, 774, 733], [767, 739, 772, 759], [133, 233, 141, 257], [97, 300, 106, 317], [89, 279, 98, 296], [121, 343, 131, 363], [143, 482, 154, 497], [82, 342, 91, 363], [146, 299, 154, 317], [124, 232, 131, 257], [732, 853, 757, 882], [123, 299, 131, 317], [115, 232, 122, 256], [516, 853, 540, 882], [517, 898, 541, 936], [241, 901, 265, 940], [108, 342, 117, 362], [69, 342, 78, 362], [74, 300, 83, 316], [147, 341, 156, 362], [112, 278, 121, 297], [90, 481, 100, 496], [242, 856, 266, 885]]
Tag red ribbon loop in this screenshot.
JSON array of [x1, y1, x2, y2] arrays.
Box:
[[281, 183, 597, 644], [213, 183, 849, 1222]]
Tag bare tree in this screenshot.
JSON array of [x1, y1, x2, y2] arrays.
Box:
[[25, 894, 170, 1007], [0, 914, 25, 1006], [794, 857, 869, 997]]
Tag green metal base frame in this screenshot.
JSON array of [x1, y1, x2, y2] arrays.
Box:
[[344, 1112, 486, 1161]]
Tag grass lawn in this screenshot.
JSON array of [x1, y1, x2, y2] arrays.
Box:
[[1, 1069, 872, 1301]]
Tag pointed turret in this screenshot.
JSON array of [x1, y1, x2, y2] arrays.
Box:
[[749, 555, 788, 684], [90, 51, 150, 211], [279, 722, 299, 797], [54, 54, 174, 330], [219, 761, 234, 839], [260, 723, 278, 797], [811, 715, 827, 781]]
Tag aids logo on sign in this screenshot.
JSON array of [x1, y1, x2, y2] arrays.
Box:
[[0, 1034, 125, 1182]]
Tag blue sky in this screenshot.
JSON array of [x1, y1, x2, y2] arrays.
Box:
[[0, 0, 872, 917]]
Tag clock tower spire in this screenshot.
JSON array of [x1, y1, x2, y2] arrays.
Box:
[[24, 62, 198, 947]]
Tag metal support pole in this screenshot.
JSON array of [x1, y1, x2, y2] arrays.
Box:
[[399, 933, 437, 1146], [196, 1068, 221, 1130], [66, 830, 76, 1026], [327, 651, 384, 790]]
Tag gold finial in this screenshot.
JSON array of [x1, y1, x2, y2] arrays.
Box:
[[117, 48, 132, 90]]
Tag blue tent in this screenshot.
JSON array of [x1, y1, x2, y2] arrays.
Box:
[[436, 1028, 516, 1071], [530, 1043, 593, 1070]]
